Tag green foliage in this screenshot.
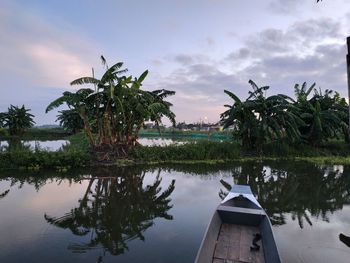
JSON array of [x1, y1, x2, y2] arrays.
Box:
[[130, 141, 241, 161], [56, 110, 84, 134], [221, 81, 349, 149], [0, 128, 8, 137], [65, 132, 90, 152], [0, 105, 35, 136], [0, 148, 89, 170], [294, 83, 348, 146], [221, 80, 303, 148], [46, 57, 176, 159]]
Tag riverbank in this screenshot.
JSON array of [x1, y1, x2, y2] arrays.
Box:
[[1, 138, 350, 171]]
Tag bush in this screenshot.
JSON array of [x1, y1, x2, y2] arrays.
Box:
[[0, 148, 89, 170], [130, 141, 241, 162], [0, 128, 8, 138]]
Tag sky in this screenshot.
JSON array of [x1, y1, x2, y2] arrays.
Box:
[[1, 0, 350, 125]]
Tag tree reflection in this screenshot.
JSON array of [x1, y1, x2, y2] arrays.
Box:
[[0, 189, 9, 199], [44, 167, 175, 257], [220, 161, 350, 228]]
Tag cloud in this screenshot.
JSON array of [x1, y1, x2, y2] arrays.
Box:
[[205, 37, 215, 47], [233, 17, 347, 96], [155, 16, 348, 124], [226, 48, 250, 61], [0, 2, 96, 89], [268, 0, 304, 14], [0, 1, 99, 124], [153, 60, 247, 123], [174, 54, 194, 65]]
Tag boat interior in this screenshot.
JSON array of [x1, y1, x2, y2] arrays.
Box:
[[213, 197, 266, 263], [213, 223, 265, 263]]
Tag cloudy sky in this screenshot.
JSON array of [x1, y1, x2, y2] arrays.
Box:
[[1, 0, 350, 125]]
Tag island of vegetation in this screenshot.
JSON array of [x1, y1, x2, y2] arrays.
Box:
[[1, 57, 350, 171]]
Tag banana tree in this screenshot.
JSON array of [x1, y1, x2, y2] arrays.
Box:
[[221, 80, 303, 148], [56, 109, 84, 134], [46, 57, 176, 159], [294, 83, 348, 145]]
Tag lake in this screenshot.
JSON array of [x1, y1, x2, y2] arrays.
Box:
[[0, 161, 349, 263]]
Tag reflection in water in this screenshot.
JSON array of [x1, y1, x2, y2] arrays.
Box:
[[0, 139, 69, 152], [340, 234, 350, 248], [1, 162, 350, 263], [219, 162, 350, 228], [0, 189, 9, 199], [44, 168, 175, 259]]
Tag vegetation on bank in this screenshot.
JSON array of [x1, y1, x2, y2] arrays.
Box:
[[2, 135, 350, 170], [0, 149, 89, 170], [0, 133, 89, 170], [131, 140, 350, 163], [1, 57, 350, 170], [138, 129, 231, 139]]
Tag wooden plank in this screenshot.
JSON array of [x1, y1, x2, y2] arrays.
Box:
[[239, 244, 254, 262], [212, 258, 225, 263], [251, 248, 265, 263], [240, 225, 252, 246], [214, 241, 229, 259], [227, 242, 240, 261], [213, 223, 265, 263]]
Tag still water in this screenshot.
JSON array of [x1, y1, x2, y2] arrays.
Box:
[[0, 140, 70, 151], [0, 137, 203, 152], [0, 162, 349, 263]]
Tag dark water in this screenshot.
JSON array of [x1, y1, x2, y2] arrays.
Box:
[[0, 162, 350, 263]]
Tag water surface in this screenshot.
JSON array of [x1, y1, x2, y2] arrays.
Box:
[[0, 140, 69, 151], [0, 162, 349, 263], [0, 136, 225, 151]]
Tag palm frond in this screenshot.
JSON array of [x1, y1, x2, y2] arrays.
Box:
[[70, 77, 101, 86]]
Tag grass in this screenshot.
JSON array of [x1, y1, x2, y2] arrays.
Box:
[[138, 129, 232, 138], [0, 149, 89, 170], [131, 139, 350, 165], [130, 141, 241, 161]]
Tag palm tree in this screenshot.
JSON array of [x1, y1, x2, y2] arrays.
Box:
[[1, 105, 35, 136]]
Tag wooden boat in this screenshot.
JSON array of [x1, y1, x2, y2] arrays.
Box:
[[195, 185, 281, 263]]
